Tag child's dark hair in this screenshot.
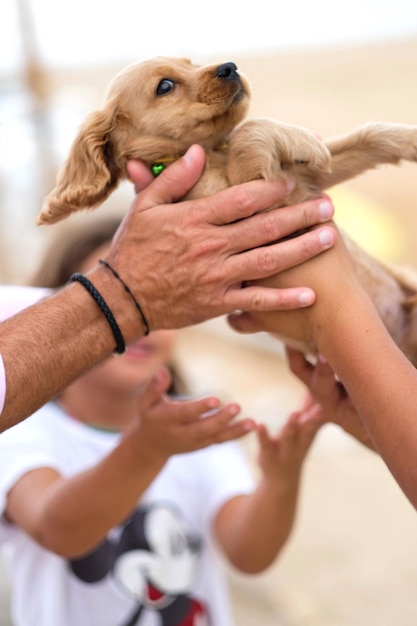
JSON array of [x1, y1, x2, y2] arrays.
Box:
[[31, 216, 187, 396], [31, 217, 123, 289]]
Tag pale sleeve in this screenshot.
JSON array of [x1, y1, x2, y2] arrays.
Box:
[[0, 407, 62, 524], [0, 286, 52, 415], [193, 442, 256, 524]]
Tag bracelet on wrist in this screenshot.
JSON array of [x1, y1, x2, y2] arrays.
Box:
[[98, 259, 150, 336], [70, 273, 126, 354]]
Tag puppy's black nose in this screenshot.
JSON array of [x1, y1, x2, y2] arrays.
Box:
[[216, 62, 239, 80]]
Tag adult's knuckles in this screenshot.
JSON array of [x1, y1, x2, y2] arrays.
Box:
[[228, 186, 256, 216], [277, 201, 318, 238], [247, 289, 269, 311], [256, 246, 281, 274], [261, 212, 283, 241], [298, 202, 318, 230], [296, 231, 321, 259]]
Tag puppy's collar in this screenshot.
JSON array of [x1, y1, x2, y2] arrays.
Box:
[[151, 156, 178, 177], [151, 142, 229, 177]]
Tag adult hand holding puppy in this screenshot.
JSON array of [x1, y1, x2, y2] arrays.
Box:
[[119, 144, 336, 331]]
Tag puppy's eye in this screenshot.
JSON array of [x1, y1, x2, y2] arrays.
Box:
[[156, 79, 175, 96]]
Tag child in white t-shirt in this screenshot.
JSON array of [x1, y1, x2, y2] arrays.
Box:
[[0, 216, 327, 626]]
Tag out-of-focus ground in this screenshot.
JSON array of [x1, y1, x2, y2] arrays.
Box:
[[1, 36, 417, 625]]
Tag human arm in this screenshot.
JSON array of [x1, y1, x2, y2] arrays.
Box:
[[228, 225, 417, 508], [0, 145, 336, 431], [307, 274, 417, 507], [5, 367, 255, 558], [285, 347, 376, 451], [214, 399, 324, 573]]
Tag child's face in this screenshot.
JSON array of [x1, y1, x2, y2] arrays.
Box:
[[82, 329, 176, 394], [75, 241, 176, 393]]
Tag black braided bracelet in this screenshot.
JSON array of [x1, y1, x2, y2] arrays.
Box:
[[70, 273, 126, 354], [98, 259, 150, 336]]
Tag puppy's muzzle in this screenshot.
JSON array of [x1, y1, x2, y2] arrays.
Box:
[[216, 62, 240, 81], [215, 62, 245, 102]]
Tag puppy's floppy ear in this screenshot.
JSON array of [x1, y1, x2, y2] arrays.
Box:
[[37, 105, 122, 225]]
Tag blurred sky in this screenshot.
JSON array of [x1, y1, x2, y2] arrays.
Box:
[[2, 0, 417, 74]]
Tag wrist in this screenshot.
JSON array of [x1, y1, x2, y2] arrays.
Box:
[[85, 264, 149, 345], [260, 471, 301, 496], [98, 259, 149, 336], [311, 281, 375, 355], [121, 423, 170, 471]]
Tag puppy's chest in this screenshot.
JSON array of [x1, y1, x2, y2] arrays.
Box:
[[184, 148, 231, 200]]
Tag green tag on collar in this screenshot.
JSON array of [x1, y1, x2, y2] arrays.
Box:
[[151, 163, 165, 177]]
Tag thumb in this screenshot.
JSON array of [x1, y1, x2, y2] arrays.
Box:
[[135, 144, 206, 210], [138, 366, 172, 411], [227, 311, 265, 334]]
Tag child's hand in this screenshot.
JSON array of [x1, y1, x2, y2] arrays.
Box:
[[256, 397, 324, 489], [286, 347, 375, 450], [131, 366, 255, 461]]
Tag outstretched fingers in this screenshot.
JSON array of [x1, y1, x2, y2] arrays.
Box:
[[137, 367, 172, 412], [280, 405, 324, 452], [179, 399, 255, 447]]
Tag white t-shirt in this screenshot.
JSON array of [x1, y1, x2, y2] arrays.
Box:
[[0, 402, 255, 626], [0, 286, 51, 415]]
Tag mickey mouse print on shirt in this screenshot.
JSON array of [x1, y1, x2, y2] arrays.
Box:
[[70, 503, 210, 625]]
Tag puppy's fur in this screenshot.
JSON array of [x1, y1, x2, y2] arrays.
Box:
[[38, 57, 417, 363]]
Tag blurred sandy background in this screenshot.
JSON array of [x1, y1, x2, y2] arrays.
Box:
[[1, 3, 417, 624]]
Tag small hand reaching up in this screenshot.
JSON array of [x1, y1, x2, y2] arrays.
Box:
[[129, 365, 255, 464], [213, 396, 324, 574], [255, 395, 324, 490], [286, 347, 375, 451]]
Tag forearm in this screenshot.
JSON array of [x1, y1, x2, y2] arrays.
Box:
[[35, 432, 166, 557], [314, 292, 417, 508], [216, 477, 300, 574], [0, 267, 144, 431]]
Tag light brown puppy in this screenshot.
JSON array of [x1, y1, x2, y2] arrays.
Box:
[[38, 57, 417, 362]]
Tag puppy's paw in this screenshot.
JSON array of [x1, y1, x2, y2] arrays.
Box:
[[387, 124, 417, 162], [327, 123, 417, 170], [289, 128, 332, 173], [228, 118, 331, 185]]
